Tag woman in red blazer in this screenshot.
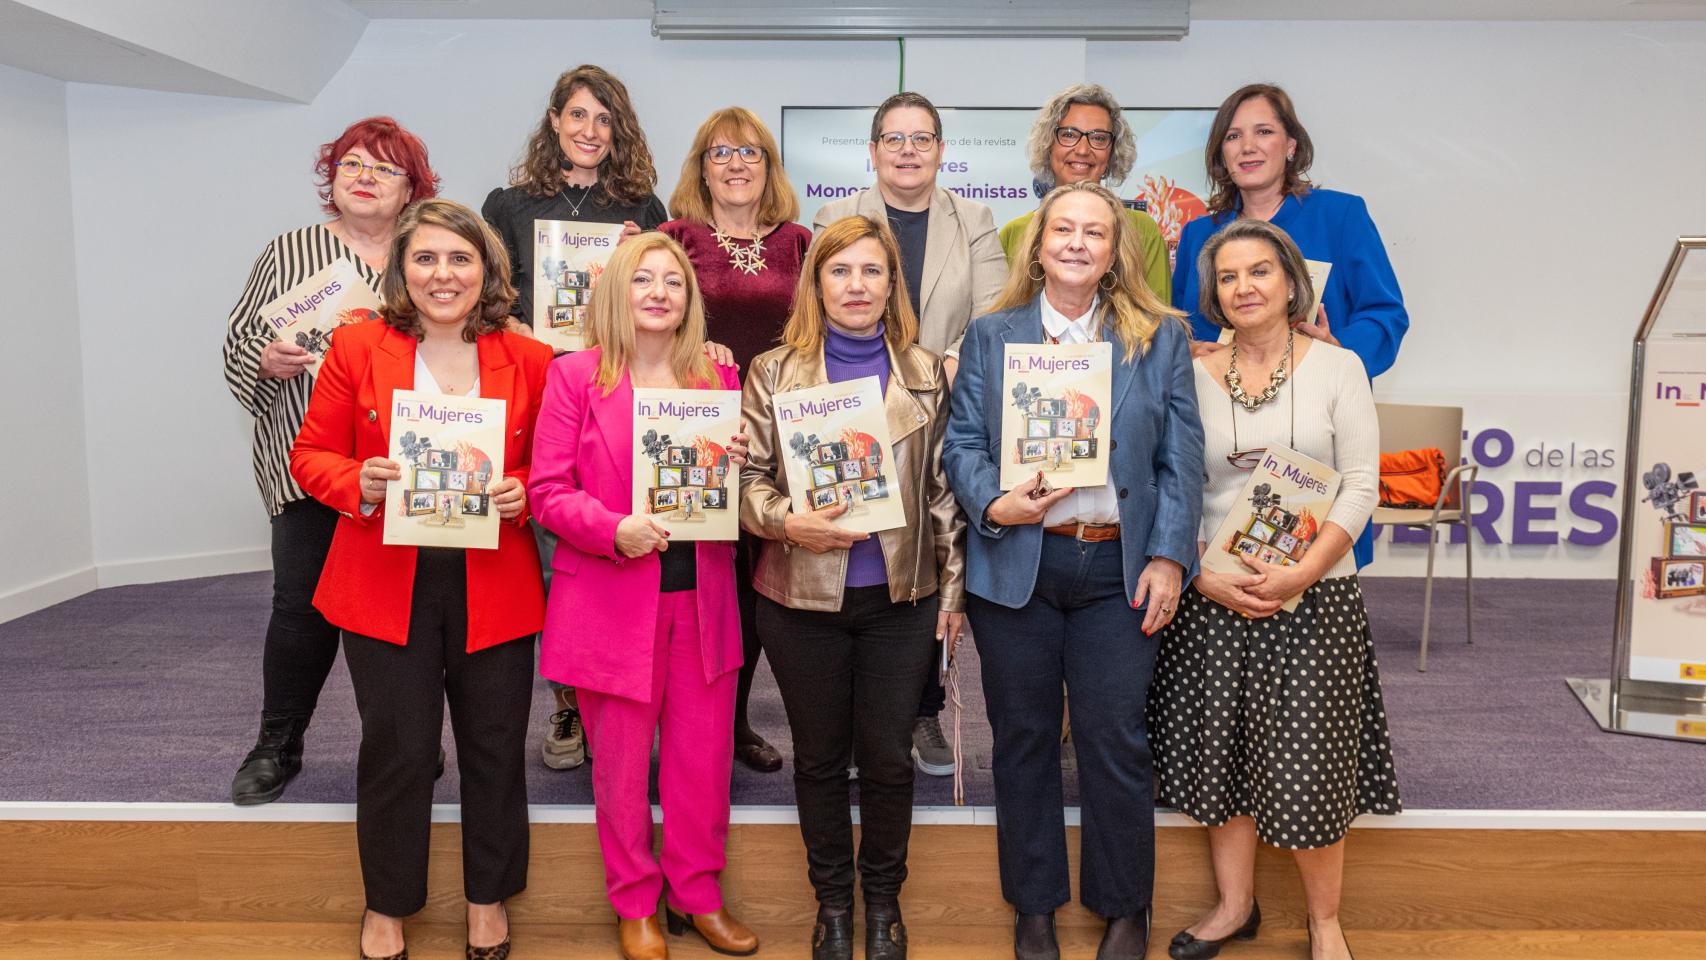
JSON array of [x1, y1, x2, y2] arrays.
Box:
[[528, 232, 757, 960], [291, 198, 552, 960]]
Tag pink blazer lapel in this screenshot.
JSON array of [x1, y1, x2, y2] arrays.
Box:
[[588, 370, 634, 496]]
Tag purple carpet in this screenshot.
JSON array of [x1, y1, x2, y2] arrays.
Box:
[[1, 573, 1700, 810]]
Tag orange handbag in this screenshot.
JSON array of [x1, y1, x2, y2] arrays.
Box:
[[1379, 448, 1448, 508]]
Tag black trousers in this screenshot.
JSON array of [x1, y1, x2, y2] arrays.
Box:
[[261, 497, 342, 719], [342, 549, 534, 916], [967, 536, 1159, 918], [758, 587, 936, 910]]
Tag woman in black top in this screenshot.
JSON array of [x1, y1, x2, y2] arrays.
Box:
[[482, 63, 668, 329], [481, 64, 668, 776]]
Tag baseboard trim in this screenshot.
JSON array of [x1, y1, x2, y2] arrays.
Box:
[[3, 801, 1700, 831], [0, 566, 99, 624], [93, 547, 270, 589]]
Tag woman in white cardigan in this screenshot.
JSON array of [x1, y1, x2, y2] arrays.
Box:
[[1148, 218, 1400, 960]]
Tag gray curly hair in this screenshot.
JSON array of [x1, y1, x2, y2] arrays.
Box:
[[1024, 82, 1137, 188]]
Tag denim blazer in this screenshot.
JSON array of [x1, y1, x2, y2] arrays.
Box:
[[942, 294, 1205, 610]]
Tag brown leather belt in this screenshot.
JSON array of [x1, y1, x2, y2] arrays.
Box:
[[1043, 522, 1121, 542]]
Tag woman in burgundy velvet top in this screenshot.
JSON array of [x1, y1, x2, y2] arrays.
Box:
[[663, 107, 811, 775]]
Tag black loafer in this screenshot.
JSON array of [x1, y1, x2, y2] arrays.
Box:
[[865, 902, 907, 960], [812, 908, 853, 960], [1169, 900, 1260, 960], [1013, 911, 1059, 960], [231, 713, 307, 806], [734, 734, 784, 773]]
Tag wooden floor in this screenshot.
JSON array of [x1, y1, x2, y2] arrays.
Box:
[[4, 820, 1703, 957]]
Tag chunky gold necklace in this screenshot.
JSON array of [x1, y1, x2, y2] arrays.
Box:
[[710, 221, 766, 275], [1225, 330, 1293, 410]]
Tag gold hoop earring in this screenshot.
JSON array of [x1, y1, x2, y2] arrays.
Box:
[[1027, 260, 1046, 282], [1099, 271, 1118, 292]]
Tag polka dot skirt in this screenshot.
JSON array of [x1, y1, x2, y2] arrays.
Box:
[[1148, 576, 1402, 849]]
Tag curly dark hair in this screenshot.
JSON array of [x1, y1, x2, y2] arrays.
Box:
[[380, 199, 514, 343], [507, 64, 658, 204]]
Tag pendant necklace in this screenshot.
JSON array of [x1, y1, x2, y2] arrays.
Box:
[[558, 182, 593, 218], [710, 220, 767, 275]]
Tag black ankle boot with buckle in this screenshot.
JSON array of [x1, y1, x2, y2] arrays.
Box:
[[864, 902, 906, 960], [231, 712, 308, 806], [812, 908, 853, 960]]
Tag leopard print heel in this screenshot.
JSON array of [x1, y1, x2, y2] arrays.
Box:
[[466, 936, 511, 959]]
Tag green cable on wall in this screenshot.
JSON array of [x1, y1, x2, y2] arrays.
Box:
[[898, 36, 905, 90]]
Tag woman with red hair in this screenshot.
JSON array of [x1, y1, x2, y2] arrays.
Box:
[[221, 116, 439, 807]]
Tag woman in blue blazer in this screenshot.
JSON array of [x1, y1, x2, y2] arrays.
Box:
[[943, 181, 1204, 960]]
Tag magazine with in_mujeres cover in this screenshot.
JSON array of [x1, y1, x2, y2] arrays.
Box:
[[257, 258, 382, 377], [1000, 341, 1113, 489], [632, 387, 742, 541], [383, 390, 507, 550], [772, 376, 906, 535], [1201, 444, 1341, 613], [532, 219, 624, 352]]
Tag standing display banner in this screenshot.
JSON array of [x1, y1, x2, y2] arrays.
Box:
[[1569, 237, 1706, 743], [781, 106, 1216, 269]]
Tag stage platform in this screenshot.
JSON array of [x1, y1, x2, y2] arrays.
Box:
[[3, 574, 1704, 957]]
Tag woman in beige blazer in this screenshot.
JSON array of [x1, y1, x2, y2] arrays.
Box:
[[812, 92, 1008, 381]]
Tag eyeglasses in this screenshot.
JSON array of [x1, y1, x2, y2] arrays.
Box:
[[1053, 126, 1114, 150], [335, 157, 408, 181], [1227, 448, 1267, 470], [705, 145, 765, 165], [877, 131, 939, 152]]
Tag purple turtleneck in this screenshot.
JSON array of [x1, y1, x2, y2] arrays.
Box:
[[824, 322, 889, 589]]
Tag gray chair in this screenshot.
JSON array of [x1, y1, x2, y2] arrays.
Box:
[[1371, 403, 1478, 672]]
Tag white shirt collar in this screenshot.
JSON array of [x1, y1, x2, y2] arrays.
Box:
[[1040, 293, 1100, 344]]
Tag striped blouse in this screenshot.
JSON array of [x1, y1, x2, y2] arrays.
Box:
[[222, 224, 381, 516]]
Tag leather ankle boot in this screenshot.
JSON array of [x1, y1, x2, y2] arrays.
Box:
[[811, 908, 853, 960], [231, 713, 307, 805], [864, 902, 906, 960], [665, 906, 758, 955]]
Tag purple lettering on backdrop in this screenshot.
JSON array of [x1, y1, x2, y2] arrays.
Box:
[[1510, 481, 1562, 545], [1473, 427, 1513, 468], [1566, 480, 1619, 546]]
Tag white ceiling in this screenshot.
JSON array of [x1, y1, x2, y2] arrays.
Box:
[[347, 0, 1706, 21]]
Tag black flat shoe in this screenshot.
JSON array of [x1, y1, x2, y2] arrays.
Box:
[[1168, 900, 1260, 960], [734, 734, 783, 773], [865, 902, 907, 960], [1096, 907, 1150, 960], [1013, 911, 1059, 960], [812, 908, 854, 960]]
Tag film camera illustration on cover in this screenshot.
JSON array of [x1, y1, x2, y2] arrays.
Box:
[[640, 432, 733, 530], [1640, 462, 1706, 600], [631, 388, 741, 540], [789, 430, 890, 518], [394, 432, 494, 531], [1009, 383, 1101, 474]]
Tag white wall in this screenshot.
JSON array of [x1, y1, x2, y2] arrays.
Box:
[[58, 17, 1706, 586], [0, 62, 96, 620]]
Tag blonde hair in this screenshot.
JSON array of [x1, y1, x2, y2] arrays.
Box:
[[781, 216, 919, 355], [668, 107, 800, 226], [992, 182, 1183, 361], [583, 232, 715, 393]]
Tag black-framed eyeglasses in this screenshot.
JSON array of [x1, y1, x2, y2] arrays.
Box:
[[704, 144, 765, 165], [1053, 126, 1114, 150], [877, 131, 939, 152], [1227, 448, 1267, 470], [336, 157, 408, 181]]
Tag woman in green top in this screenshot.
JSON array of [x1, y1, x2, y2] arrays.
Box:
[[999, 82, 1171, 303]]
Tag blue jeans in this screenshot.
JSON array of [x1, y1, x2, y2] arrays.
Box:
[[967, 534, 1158, 918]]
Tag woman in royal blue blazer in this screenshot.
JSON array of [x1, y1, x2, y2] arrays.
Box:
[[943, 181, 1205, 960], [1172, 83, 1408, 571]]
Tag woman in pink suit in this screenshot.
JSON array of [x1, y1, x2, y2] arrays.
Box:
[[528, 231, 758, 960]]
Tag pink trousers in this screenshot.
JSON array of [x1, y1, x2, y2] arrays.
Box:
[[577, 589, 737, 918]]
